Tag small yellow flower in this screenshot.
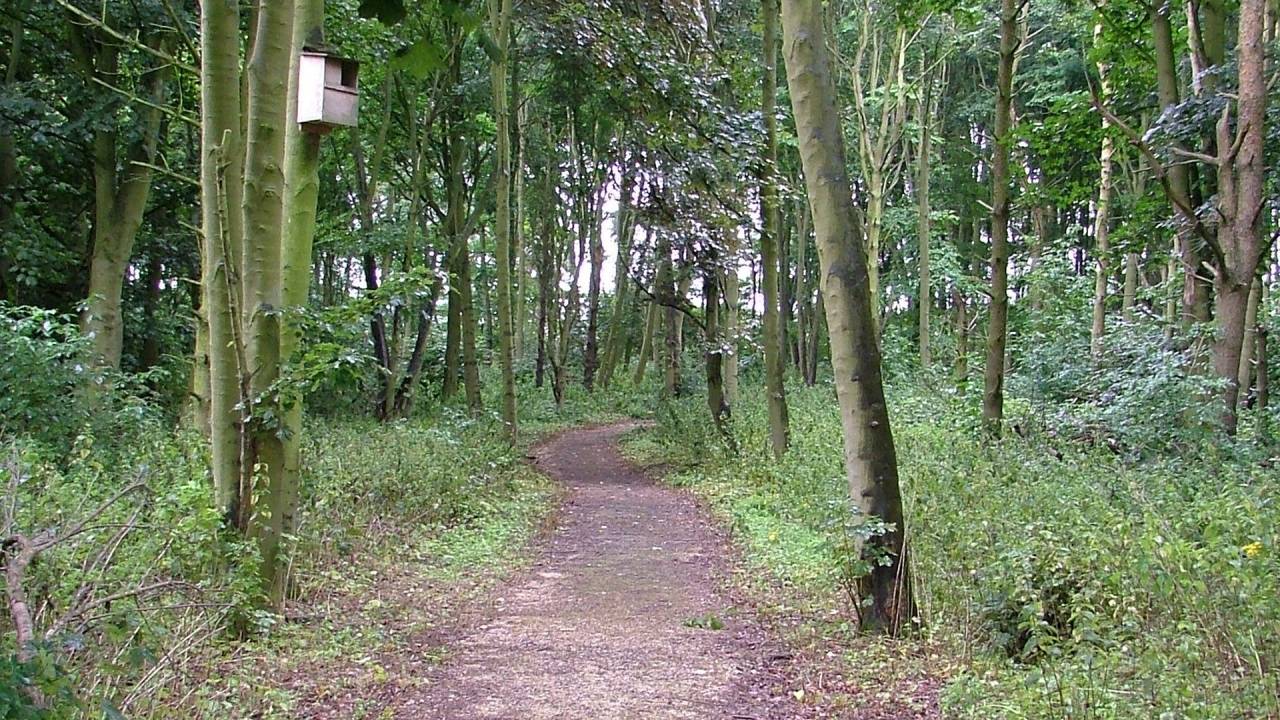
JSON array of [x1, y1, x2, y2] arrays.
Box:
[[1243, 542, 1263, 559]]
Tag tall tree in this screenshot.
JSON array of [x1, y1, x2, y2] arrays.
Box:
[[490, 0, 517, 439], [781, 0, 913, 634], [982, 0, 1020, 430], [1209, 0, 1268, 431], [759, 0, 789, 457], [72, 15, 170, 370], [1090, 12, 1116, 358]]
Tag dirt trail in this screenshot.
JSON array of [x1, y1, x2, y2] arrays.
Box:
[[391, 423, 806, 719]]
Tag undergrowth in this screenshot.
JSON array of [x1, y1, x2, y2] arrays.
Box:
[[0, 305, 631, 719], [628, 380, 1280, 719]]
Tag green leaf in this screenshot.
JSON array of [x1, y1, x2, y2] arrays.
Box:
[[102, 699, 128, 720], [358, 0, 406, 25], [394, 39, 447, 78]]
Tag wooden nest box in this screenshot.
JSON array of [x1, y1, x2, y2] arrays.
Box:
[[297, 51, 359, 134]]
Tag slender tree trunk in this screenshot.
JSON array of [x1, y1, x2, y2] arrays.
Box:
[[81, 35, 168, 370], [760, 0, 789, 456], [1123, 253, 1139, 321], [657, 231, 680, 398], [781, 0, 913, 634], [442, 101, 467, 402], [489, 0, 517, 439], [723, 231, 741, 403], [1091, 16, 1115, 358], [1152, 3, 1211, 323], [1237, 277, 1262, 403], [460, 238, 483, 414], [200, 0, 246, 528], [806, 290, 824, 386], [140, 255, 163, 370], [271, 0, 326, 603], [601, 172, 637, 389], [241, 0, 296, 596], [704, 268, 731, 440], [916, 82, 933, 369], [983, 0, 1018, 430], [508, 46, 525, 361], [1257, 325, 1269, 417], [794, 197, 812, 382], [583, 196, 606, 391], [633, 298, 657, 386]]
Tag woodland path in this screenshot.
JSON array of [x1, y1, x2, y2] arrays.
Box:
[[389, 423, 808, 719]]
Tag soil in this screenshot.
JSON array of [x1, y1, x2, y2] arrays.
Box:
[[387, 422, 809, 719]]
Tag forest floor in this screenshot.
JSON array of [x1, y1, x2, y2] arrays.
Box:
[[381, 422, 810, 719]]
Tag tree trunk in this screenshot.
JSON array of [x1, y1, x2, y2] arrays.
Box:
[[460, 239, 483, 414], [657, 232, 680, 398], [241, 0, 296, 597], [1152, 3, 1211, 323], [600, 172, 637, 389], [704, 269, 731, 441], [140, 255, 163, 370], [490, 0, 517, 439], [1090, 15, 1115, 358], [759, 0, 789, 456], [583, 195, 605, 391], [1122, 252, 1139, 321], [983, 0, 1018, 430], [794, 197, 812, 382], [1237, 277, 1262, 402], [722, 230, 741, 403], [781, 0, 913, 635], [272, 0, 326, 603], [916, 78, 933, 369], [81, 33, 168, 371], [1256, 325, 1269, 417], [200, 0, 246, 529], [1211, 0, 1268, 433], [633, 298, 657, 386]]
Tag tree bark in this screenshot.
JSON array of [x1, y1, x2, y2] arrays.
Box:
[[600, 171, 637, 389], [1122, 253, 1139, 321], [657, 231, 680, 398], [781, 0, 913, 635], [983, 0, 1018, 430], [490, 0, 517, 439], [241, 0, 296, 597], [633, 298, 657, 386], [915, 68, 934, 369], [1211, 0, 1268, 433], [1237, 277, 1262, 401], [759, 0, 789, 456], [80, 30, 169, 370], [200, 0, 246, 529], [1152, 3, 1211, 323], [1090, 15, 1115, 358]]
